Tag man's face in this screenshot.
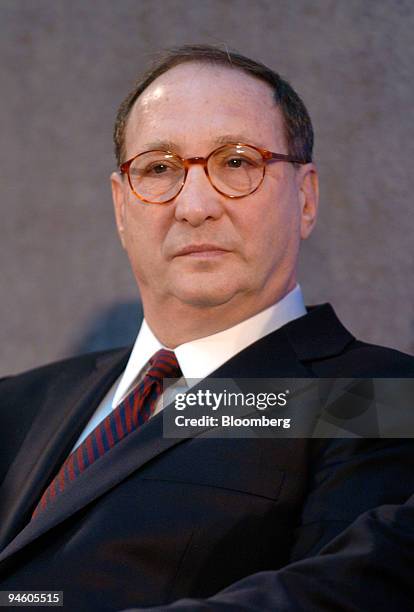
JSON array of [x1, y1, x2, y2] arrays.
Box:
[[111, 62, 318, 321]]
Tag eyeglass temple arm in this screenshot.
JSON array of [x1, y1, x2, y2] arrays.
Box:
[[266, 152, 309, 164]]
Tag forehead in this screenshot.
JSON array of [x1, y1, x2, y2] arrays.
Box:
[[124, 62, 286, 157]]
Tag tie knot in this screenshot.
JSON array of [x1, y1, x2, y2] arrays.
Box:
[[147, 349, 181, 382]]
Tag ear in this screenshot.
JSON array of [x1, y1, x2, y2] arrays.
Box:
[[111, 171, 127, 249], [297, 163, 319, 240]]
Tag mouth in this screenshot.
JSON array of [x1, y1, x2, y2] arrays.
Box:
[[174, 244, 231, 258]]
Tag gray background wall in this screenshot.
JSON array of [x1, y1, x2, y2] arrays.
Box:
[[1, 0, 413, 377]]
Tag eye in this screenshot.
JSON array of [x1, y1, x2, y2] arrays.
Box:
[[223, 156, 256, 170], [226, 157, 244, 168], [151, 163, 169, 174], [142, 161, 181, 177]]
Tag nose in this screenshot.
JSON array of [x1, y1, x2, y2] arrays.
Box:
[[173, 165, 224, 226]]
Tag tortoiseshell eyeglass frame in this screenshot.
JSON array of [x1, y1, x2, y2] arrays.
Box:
[[119, 142, 310, 204]]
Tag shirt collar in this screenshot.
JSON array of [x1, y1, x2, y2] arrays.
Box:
[[112, 284, 306, 407]]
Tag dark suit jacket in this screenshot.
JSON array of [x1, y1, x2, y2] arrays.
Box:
[[0, 304, 414, 611]]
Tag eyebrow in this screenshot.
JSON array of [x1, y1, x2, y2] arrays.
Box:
[[140, 139, 179, 152], [213, 134, 259, 146]]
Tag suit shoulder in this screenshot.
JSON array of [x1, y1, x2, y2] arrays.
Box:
[[352, 339, 414, 373], [0, 346, 131, 394], [311, 338, 414, 377]]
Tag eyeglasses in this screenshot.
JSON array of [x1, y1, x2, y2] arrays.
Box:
[[119, 142, 309, 204]]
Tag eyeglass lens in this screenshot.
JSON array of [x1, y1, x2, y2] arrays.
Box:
[[128, 144, 264, 203]]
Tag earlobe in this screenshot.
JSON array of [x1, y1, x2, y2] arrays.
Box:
[[111, 172, 127, 249], [299, 164, 319, 240]]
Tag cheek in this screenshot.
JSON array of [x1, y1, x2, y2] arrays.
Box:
[[242, 193, 301, 262], [246, 203, 289, 245], [124, 206, 154, 245], [122, 211, 153, 267], [123, 207, 171, 270]]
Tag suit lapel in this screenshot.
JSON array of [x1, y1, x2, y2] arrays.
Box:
[[0, 304, 354, 565]]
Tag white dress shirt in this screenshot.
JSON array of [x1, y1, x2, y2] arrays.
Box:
[[73, 284, 306, 450]]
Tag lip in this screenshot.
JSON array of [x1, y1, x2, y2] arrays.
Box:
[[174, 244, 231, 258]]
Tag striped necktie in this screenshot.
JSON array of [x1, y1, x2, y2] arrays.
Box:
[[32, 349, 181, 519]]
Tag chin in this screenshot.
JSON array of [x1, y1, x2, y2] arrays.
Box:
[[179, 294, 235, 308], [172, 284, 239, 309]]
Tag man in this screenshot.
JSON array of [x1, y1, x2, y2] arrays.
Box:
[[0, 45, 413, 611]]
